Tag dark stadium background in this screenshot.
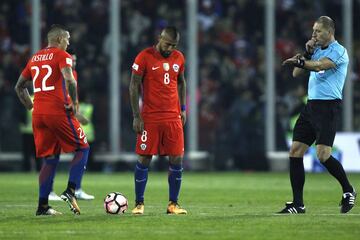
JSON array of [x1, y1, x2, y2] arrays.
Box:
[[0, 0, 359, 172]]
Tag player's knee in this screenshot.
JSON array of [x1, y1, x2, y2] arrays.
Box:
[[138, 155, 152, 166], [317, 152, 331, 162], [43, 155, 59, 166], [290, 141, 310, 157], [169, 155, 183, 165], [289, 145, 306, 157], [316, 146, 331, 162]]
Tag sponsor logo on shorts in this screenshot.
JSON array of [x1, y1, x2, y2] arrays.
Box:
[[140, 143, 147, 150]]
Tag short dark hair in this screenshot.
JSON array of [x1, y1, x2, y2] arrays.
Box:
[[47, 24, 68, 41], [48, 24, 67, 34], [162, 26, 179, 40], [316, 16, 335, 34]]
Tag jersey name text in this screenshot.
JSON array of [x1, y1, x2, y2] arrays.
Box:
[[31, 53, 54, 62]]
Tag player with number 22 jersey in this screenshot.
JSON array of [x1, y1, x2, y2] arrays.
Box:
[[15, 25, 90, 215], [21, 47, 88, 157]]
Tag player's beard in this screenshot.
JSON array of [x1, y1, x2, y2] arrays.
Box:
[[160, 49, 171, 58]]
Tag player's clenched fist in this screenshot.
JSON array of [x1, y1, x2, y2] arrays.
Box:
[[64, 101, 78, 115]]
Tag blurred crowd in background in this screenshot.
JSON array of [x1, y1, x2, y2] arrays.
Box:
[[0, 0, 360, 171]]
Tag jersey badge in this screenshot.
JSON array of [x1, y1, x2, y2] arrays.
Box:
[[140, 143, 147, 150], [173, 64, 179, 72], [163, 63, 170, 71], [66, 58, 73, 66], [132, 63, 139, 71]]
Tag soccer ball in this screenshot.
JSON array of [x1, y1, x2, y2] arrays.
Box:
[[104, 192, 128, 214]]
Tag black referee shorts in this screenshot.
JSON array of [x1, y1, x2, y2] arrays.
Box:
[[292, 99, 341, 147]]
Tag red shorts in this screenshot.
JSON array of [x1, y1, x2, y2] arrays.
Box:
[[135, 120, 184, 156], [32, 114, 89, 157]]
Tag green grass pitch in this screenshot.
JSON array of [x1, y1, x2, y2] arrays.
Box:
[[0, 172, 359, 239]]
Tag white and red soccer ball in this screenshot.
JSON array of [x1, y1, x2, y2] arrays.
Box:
[[104, 192, 128, 214]]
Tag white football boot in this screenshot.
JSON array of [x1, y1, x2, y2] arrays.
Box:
[[75, 189, 95, 200], [48, 191, 62, 201]]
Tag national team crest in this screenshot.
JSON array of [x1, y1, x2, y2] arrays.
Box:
[[140, 143, 147, 150], [163, 63, 170, 71], [173, 64, 179, 72], [132, 63, 139, 71]]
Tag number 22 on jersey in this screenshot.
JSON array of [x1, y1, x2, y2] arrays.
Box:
[[31, 65, 55, 92]]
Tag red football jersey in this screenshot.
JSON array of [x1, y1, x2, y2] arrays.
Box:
[[21, 47, 74, 115], [132, 47, 185, 122]]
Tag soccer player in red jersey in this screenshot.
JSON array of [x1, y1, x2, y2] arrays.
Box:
[[129, 26, 187, 214], [68, 49, 95, 200], [47, 48, 95, 201], [15, 25, 90, 215]]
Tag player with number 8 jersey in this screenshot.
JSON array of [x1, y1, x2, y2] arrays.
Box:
[[131, 34, 185, 156], [129, 26, 187, 214], [132, 43, 185, 123]]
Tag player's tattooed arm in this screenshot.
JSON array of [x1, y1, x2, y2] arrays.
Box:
[[178, 73, 187, 125], [14, 75, 33, 110], [129, 73, 142, 117], [129, 73, 144, 133], [61, 66, 78, 115]]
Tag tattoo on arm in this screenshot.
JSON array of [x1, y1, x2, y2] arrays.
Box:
[[129, 73, 142, 117], [177, 73, 186, 106], [61, 67, 78, 104], [14, 75, 33, 110], [68, 81, 77, 104]]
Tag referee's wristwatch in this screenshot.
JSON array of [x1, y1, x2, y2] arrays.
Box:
[[294, 58, 305, 68]]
